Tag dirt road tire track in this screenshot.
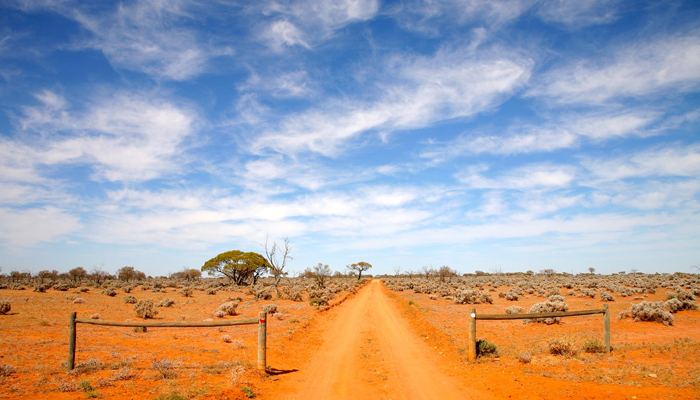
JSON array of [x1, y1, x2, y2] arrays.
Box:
[[283, 280, 493, 400]]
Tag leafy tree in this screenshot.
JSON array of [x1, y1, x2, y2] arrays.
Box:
[[116, 266, 146, 282], [69, 267, 88, 283], [37, 270, 59, 283], [588, 267, 596, 274], [347, 261, 372, 280], [201, 250, 270, 285], [171, 267, 202, 281]]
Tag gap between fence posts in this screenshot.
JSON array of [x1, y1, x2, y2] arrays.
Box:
[[466, 307, 610, 362], [67, 312, 268, 373]]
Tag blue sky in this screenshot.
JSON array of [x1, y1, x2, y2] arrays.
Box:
[[1, 0, 699, 277]]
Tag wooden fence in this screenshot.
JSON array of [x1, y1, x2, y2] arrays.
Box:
[[67, 311, 268, 373], [467, 304, 610, 361]]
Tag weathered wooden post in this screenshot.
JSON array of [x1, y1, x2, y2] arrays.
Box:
[[68, 312, 77, 371], [603, 303, 610, 353], [258, 311, 267, 373], [468, 308, 477, 362]]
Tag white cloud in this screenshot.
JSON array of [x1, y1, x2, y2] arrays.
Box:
[[265, 0, 379, 39], [422, 128, 577, 162], [421, 109, 660, 161], [568, 110, 659, 140], [536, 0, 621, 27], [262, 20, 310, 51], [251, 49, 532, 156], [533, 35, 700, 103], [456, 163, 576, 189], [584, 144, 700, 181], [19, 90, 196, 182], [239, 70, 314, 98], [0, 207, 80, 246]]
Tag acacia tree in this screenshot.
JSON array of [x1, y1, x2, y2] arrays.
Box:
[[261, 236, 292, 288], [201, 250, 270, 285], [347, 261, 372, 280], [69, 267, 88, 283], [116, 266, 146, 282]]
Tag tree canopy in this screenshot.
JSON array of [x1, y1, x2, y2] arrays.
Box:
[[201, 250, 271, 285], [347, 261, 372, 280]]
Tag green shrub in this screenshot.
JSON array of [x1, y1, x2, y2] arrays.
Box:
[[476, 339, 498, 358], [583, 340, 606, 353], [241, 386, 256, 398], [309, 297, 328, 307]]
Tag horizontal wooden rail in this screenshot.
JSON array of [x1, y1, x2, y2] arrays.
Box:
[[75, 318, 258, 327], [68, 312, 267, 373], [475, 308, 605, 320], [468, 304, 610, 362]]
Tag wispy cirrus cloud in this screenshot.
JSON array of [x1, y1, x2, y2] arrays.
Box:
[[456, 163, 577, 189], [261, 0, 379, 48], [421, 108, 660, 162], [532, 34, 700, 103], [250, 48, 532, 156], [18, 89, 196, 182], [583, 144, 700, 181]]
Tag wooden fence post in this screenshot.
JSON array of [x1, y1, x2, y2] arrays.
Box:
[[68, 312, 76, 371], [603, 303, 610, 353], [468, 308, 477, 362], [257, 311, 267, 373]]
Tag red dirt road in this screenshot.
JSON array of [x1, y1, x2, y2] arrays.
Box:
[[281, 280, 493, 400]]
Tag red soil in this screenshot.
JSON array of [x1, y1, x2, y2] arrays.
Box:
[[1, 280, 699, 399]]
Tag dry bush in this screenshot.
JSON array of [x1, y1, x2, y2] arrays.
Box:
[[151, 358, 178, 379], [261, 304, 278, 314], [428, 294, 438, 300], [58, 379, 78, 392], [206, 288, 217, 295], [524, 295, 569, 325], [505, 306, 524, 314], [0, 364, 15, 377], [549, 339, 575, 356], [101, 288, 117, 297], [90, 313, 100, 319], [134, 299, 158, 319], [180, 287, 193, 297], [214, 311, 226, 318], [219, 301, 239, 316], [665, 291, 697, 312], [618, 301, 673, 326], [453, 289, 493, 305], [0, 301, 11, 314], [156, 298, 175, 308], [518, 351, 532, 364], [123, 295, 137, 304], [222, 335, 232, 343], [73, 298, 86, 304], [600, 291, 615, 302]]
